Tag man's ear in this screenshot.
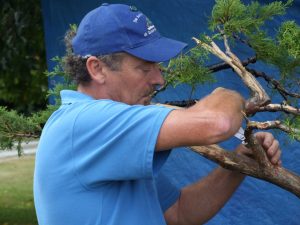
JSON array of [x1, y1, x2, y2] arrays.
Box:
[[86, 56, 107, 84]]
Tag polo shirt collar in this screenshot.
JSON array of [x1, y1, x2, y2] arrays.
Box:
[[61, 90, 94, 104]]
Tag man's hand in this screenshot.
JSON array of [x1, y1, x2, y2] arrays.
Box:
[[236, 132, 282, 166]]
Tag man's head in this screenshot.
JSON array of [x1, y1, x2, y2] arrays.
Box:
[[64, 3, 187, 104], [84, 53, 165, 105]]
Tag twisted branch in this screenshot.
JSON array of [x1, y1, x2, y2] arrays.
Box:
[[189, 144, 300, 198], [208, 56, 256, 72], [247, 120, 300, 141], [192, 36, 270, 110], [257, 103, 300, 115], [247, 68, 300, 99], [244, 127, 273, 168]]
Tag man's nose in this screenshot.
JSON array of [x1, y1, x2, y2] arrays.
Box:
[[152, 65, 165, 86]]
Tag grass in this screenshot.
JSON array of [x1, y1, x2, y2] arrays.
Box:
[[0, 156, 37, 225]]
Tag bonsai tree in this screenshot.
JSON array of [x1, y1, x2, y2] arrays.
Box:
[[158, 0, 300, 197], [0, 0, 299, 197]]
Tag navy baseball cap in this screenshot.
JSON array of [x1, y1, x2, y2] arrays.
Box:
[[72, 3, 187, 62]]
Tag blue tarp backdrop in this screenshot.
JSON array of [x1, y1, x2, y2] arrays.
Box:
[[41, 0, 300, 224]]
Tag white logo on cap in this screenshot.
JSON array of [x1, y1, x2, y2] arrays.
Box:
[[132, 13, 156, 37], [133, 13, 143, 23], [144, 17, 156, 36]]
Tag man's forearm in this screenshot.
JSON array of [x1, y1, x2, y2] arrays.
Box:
[[165, 167, 245, 225]]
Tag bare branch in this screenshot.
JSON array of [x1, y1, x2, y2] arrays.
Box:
[[208, 56, 256, 73], [162, 100, 197, 107], [244, 127, 271, 167], [223, 34, 231, 55], [2, 131, 40, 139], [192, 36, 270, 112], [232, 33, 252, 48], [189, 145, 300, 198], [247, 120, 300, 141], [247, 68, 300, 99], [258, 103, 300, 116]]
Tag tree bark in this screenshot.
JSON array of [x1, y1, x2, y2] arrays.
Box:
[[189, 144, 300, 198], [158, 101, 300, 199], [192, 37, 271, 110]]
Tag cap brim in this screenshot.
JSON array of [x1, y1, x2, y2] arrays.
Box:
[[125, 37, 187, 62]]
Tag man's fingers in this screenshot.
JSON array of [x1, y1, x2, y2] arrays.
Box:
[[255, 132, 273, 149], [267, 139, 279, 156], [271, 148, 282, 165], [265, 139, 281, 165], [256, 132, 277, 150], [255, 132, 282, 166]]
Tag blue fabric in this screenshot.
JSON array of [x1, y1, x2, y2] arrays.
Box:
[[34, 90, 179, 225], [41, 1, 300, 224], [72, 3, 187, 62]]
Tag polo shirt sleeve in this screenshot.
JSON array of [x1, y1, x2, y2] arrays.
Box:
[[71, 100, 173, 188]]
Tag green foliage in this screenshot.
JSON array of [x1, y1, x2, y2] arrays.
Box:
[[208, 0, 299, 75], [0, 0, 48, 115], [165, 46, 215, 93], [45, 56, 77, 105], [0, 54, 73, 152], [0, 107, 40, 155], [0, 21, 77, 150], [0, 100, 57, 154], [209, 0, 292, 34], [247, 23, 300, 87], [278, 21, 300, 59], [283, 115, 300, 141], [207, 0, 300, 97], [210, 0, 248, 31]]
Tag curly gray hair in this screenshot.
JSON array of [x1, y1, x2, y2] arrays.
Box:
[[63, 28, 125, 85]]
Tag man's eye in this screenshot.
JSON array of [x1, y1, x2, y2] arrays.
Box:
[[141, 68, 151, 73]]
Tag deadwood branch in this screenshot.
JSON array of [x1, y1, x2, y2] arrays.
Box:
[[189, 144, 300, 198], [192, 36, 270, 111], [247, 120, 300, 141], [247, 68, 300, 100], [257, 104, 300, 115]]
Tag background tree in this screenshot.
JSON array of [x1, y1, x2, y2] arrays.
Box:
[[0, 0, 299, 198], [0, 0, 48, 115]]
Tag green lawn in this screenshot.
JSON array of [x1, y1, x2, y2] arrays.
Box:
[[0, 156, 38, 225]]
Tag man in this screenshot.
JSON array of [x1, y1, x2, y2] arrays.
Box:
[[34, 3, 281, 225]]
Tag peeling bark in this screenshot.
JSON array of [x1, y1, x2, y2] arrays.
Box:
[[189, 145, 300, 198], [192, 37, 271, 111]]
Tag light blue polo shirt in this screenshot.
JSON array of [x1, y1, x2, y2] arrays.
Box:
[[34, 90, 179, 225]]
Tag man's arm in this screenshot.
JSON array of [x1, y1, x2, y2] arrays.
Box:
[[164, 132, 282, 225], [155, 87, 245, 151], [165, 167, 244, 225]]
